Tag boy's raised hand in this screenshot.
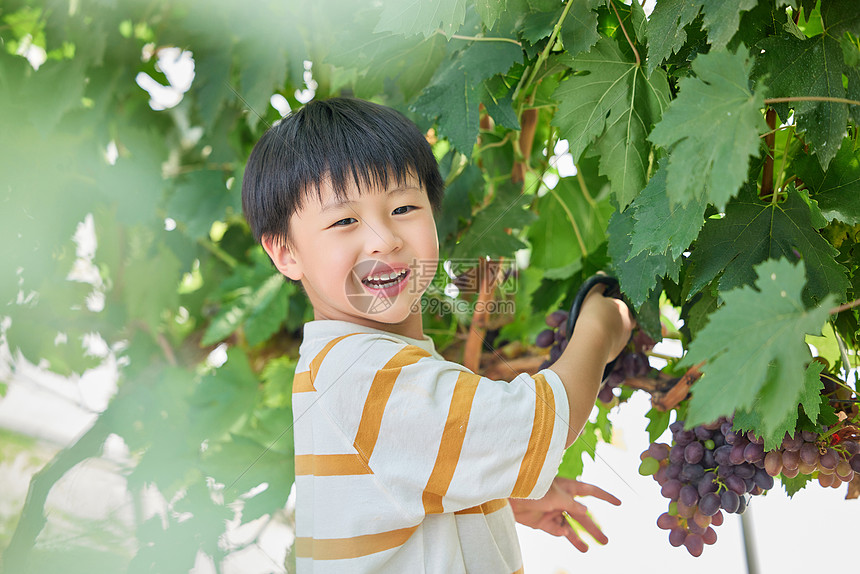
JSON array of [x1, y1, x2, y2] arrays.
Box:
[[508, 477, 621, 552]]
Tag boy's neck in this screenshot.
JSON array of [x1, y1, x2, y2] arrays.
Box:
[[312, 309, 426, 341]]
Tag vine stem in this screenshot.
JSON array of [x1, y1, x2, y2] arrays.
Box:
[[515, 0, 575, 102], [448, 32, 522, 46], [608, 0, 640, 67], [764, 96, 860, 106], [463, 258, 502, 372], [829, 298, 860, 315], [547, 185, 588, 256]]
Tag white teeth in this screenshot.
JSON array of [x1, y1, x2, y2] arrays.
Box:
[[364, 269, 407, 285]]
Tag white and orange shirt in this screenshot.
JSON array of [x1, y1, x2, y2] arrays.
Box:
[[291, 320, 571, 573]]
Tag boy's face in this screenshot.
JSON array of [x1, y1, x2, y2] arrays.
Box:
[[263, 173, 438, 339]]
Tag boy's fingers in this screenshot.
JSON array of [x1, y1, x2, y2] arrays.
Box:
[[557, 478, 622, 506]]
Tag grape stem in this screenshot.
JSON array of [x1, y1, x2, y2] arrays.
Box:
[[829, 298, 860, 315], [608, 0, 640, 67]]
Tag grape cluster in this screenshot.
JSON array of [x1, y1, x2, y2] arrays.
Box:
[[760, 427, 860, 489], [536, 310, 653, 403], [639, 416, 773, 557]]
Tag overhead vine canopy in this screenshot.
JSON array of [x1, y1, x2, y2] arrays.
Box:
[[1, 0, 858, 570]]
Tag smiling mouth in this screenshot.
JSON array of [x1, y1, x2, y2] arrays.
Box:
[[362, 269, 409, 289]]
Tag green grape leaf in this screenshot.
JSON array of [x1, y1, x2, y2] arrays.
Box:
[[202, 272, 287, 346], [475, 0, 507, 30], [700, 0, 758, 50], [557, 418, 599, 480], [649, 47, 767, 209], [452, 183, 535, 259], [779, 472, 812, 497], [190, 348, 259, 441], [607, 204, 680, 309], [646, 0, 757, 75], [559, 0, 602, 58], [820, 0, 860, 37], [731, 394, 799, 452], [124, 243, 181, 333], [683, 259, 835, 429], [328, 28, 447, 101], [167, 170, 235, 239], [846, 67, 860, 125], [414, 40, 522, 153], [481, 76, 520, 130], [629, 160, 708, 260], [753, 34, 848, 169], [687, 187, 850, 305], [795, 137, 860, 224], [375, 0, 467, 38], [552, 38, 671, 208], [797, 360, 825, 425], [237, 39, 288, 131], [645, 408, 672, 443], [645, 0, 703, 76], [528, 176, 613, 269], [261, 356, 297, 409]]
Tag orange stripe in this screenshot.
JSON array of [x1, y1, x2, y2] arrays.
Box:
[[422, 371, 481, 514], [292, 371, 313, 393], [293, 334, 359, 394], [353, 346, 431, 459], [295, 454, 372, 476], [512, 568, 524, 574], [454, 498, 509, 515], [511, 374, 555, 498], [294, 524, 420, 560]]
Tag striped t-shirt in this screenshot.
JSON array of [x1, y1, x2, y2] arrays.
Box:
[[291, 320, 571, 573]]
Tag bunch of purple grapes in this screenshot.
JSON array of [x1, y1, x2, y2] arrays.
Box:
[[758, 427, 859, 488], [639, 416, 774, 557], [536, 310, 654, 402]]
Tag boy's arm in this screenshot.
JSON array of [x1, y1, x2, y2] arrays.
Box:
[[548, 283, 634, 448]]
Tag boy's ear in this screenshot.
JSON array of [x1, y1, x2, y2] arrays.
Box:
[[262, 235, 303, 281]]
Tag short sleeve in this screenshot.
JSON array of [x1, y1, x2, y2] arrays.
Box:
[[309, 333, 570, 521]]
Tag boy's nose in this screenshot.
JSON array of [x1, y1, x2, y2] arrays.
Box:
[[365, 222, 403, 255]]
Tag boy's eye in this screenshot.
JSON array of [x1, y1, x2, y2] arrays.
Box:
[[392, 205, 415, 215], [331, 217, 356, 227]]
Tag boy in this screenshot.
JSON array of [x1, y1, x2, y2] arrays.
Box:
[[242, 97, 634, 573]]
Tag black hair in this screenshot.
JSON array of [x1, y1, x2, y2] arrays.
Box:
[[242, 97, 445, 245]]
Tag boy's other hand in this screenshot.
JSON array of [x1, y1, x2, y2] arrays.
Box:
[[508, 477, 621, 552]]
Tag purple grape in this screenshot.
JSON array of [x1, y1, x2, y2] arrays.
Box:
[[753, 468, 774, 491], [782, 449, 800, 470], [597, 385, 615, 403], [850, 454, 860, 473], [670, 420, 685, 434], [720, 422, 733, 437], [726, 475, 746, 495], [680, 463, 704, 482], [657, 512, 679, 530], [536, 329, 555, 348], [684, 533, 704, 557], [734, 463, 754, 479], [819, 448, 838, 470], [843, 440, 859, 456], [717, 464, 734, 478], [782, 433, 803, 451], [800, 442, 820, 465], [699, 492, 721, 516], [698, 473, 718, 496], [743, 442, 765, 464], [702, 449, 716, 468], [549, 345, 562, 363], [714, 445, 732, 466], [695, 426, 713, 441], [685, 442, 704, 464], [680, 484, 699, 507], [729, 443, 746, 465], [746, 431, 763, 445], [661, 479, 682, 500], [720, 490, 740, 513], [649, 443, 670, 461], [712, 433, 725, 448], [669, 527, 687, 547], [801, 430, 818, 442], [736, 495, 748, 514], [546, 310, 568, 328], [669, 445, 686, 465], [666, 463, 681, 480]]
